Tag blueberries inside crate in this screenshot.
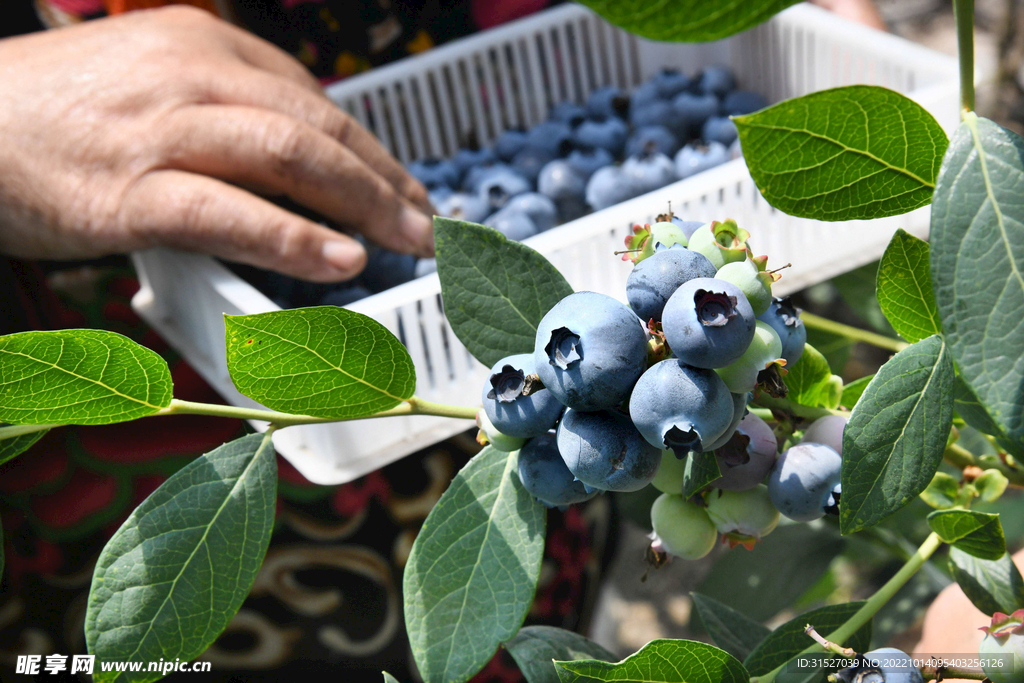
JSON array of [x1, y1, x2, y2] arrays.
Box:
[[227, 66, 767, 311]]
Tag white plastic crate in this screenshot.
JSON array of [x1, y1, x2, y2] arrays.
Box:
[[131, 3, 959, 485]]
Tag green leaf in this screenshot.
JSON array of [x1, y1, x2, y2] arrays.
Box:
[[506, 626, 616, 683], [404, 446, 546, 683], [805, 327, 852, 377], [575, 0, 798, 42], [840, 375, 873, 409], [783, 344, 833, 408], [383, 673, 400, 683], [555, 639, 748, 683], [0, 425, 49, 466], [876, 229, 941, 343], [0, 330, 172, 425], [975, 470, 1009, 503], [954, 375, 1008, 438], [225, 307, 415, 419], [928, 509, 1006, 560], [682, 451, 721, 499], [932, 114, 1024, 448], [435, 217, 573, 368], [744, 602, 871, 676], [691, 593, 770, 662], [948, 547, 1024, 616], [919, 472, 959, 509], [85, 433, 277, 683], [735, 86, 948, 221], [840, 335, 955, 534], [832, 263, 895, 336]]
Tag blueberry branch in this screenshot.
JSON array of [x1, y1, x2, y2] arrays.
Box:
[[750, 394, 847, 421], [944, 441, 1024, 488], [159, 397, 479, 426], [954, 0, 976, 114], [799, 312, 908, 353], [804, 625, 855, 657]]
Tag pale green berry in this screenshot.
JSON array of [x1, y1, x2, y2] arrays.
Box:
[[650, 492, 718, 560]]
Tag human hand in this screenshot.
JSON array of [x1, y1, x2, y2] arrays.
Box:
[[0, 6, 434, 282]]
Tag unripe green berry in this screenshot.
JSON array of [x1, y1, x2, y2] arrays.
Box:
[[650, 493, 718, 560]]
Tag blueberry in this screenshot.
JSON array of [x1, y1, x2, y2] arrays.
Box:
[[451, 147, 496, 183], [767, 442, 842, 522], [648, 221, 691, 251], [650, 68, 692, 99], [360, 249, 417, 293], [979, 614, 1024, 683], [482, 353, 564, 438], [437, 192, 490, 224], [661, 277, 757, 369], [631, 99, 687, 140], [511, 147, 557, 187], [463, 161, 516, 193], [702, 390, 750, 452], [651, 450, 686, 494], [503, 192, 559, 232], [712, 412, 778, 491], [626, 125, 680, 158], [630, 80, 664, 111], [407, 158, 460, 189], [839, 649, 924, 683], [476, 408, 527, 452], [674, 141, 730, 179], [538, 160, 587, 223], [477, 168, 531, 211], [626, 247, 717, 323], [556, 408, 661, 492], [318, 285, 373, 308], [429, 185, 455, 207], [573, 116, 629, 156], [526, 120, 575, 157], [549, 101, 588, 128], [715, 320, 784, 394], [586, 86, 630, 120], [485, 209, 539, 241], [672, 92, 720, 139], [494, 129, 530, 162], [715, 258, 775, 317], [757, 297, 806, 365], [622, 150, 677, 195], [414, 258, 437, 277], [697, 65, 736, 98], [534, 291, 648, 412], [800, 415, 847, 456], [668, 216, 705, 240], [585, 165, 641, 211], [704, 485, 780, 547], [650, 493, 718, 560], [629, 359, 734, 455], [702, 116, 739, 146], [517, 432, 597, 508], [566, 146, 614, 181], [687, 219, 750, 270], [722, 90, 768, 116], [728, 138, 743, 159]]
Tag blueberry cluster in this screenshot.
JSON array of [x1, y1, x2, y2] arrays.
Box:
[[479, 216, 848, 562]]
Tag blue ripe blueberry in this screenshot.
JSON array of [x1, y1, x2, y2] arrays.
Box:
[[722, 90, 768, 116], [662, 277, 757, 369], [629, 359, 734, 456], [319, 285, 373, 308], [585, 165, 641, 211], [586, 85, 630, 120], [715, 257, 776, 317], [622, 150, 677, 195], [512, 147, 557, 187], [837, 649, 924, 683], [573, 116, 629, 156], [414, 258, 437, 277], [526, 120, 575, 157], [631, 99, 687, 140], [979, 612, 1024, 683], [668, 215, 705, 240], [556, 408, 661, 492], [728, 138, 743, 159], [800, 415, 847, 456], [428, 185, 455, 207], [503, 192, 559, 232], [517, 432, 597, 508], [757, 296, 807, 365], [485, 209, 539, 241], [715, 320, 784, 394], [767, 442, 842, 522], [566, 146, 614, 181], [437, 192, 490, 224], [549, 101, 588, 128], [538, 160, 588, 223], [463, 161, 516, 192], [626, 125, 680, 158], [702, 390, 749, 452], [482, 353, 564, 439], [674, 141, 730, 179], [671, 92, 720, 138], [687, 219, 750, 269], [630, 80, 663, 111], [704, 485, 780, 548], [712, 412, 778, 491], [696, 65, 736, 97], [650, 68, 692, 99], [626, 246, 717, 323], [477, 168, 531, 212], [360, 249, 417, 293], [476, 408, 527, 452], [534, 291, 648, 412], [451, 147, 496, 182], [407, 158, 459, 189], [650, 493, 718, 560], [702, 116, 739, 146], [494, 128, 529, 162]]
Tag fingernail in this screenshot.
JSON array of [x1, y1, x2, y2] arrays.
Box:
[[400, 206, 435, 257], [322, 240, 365, 274]]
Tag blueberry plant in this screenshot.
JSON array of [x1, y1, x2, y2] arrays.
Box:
[[2, 0, 1024, 682]]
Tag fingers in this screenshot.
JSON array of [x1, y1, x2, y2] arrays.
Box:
[[209, 65, 435, 215], [118, 169, 368, 282], [158, 104, 434, 257]]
